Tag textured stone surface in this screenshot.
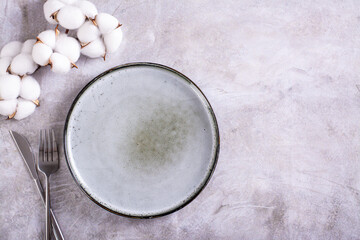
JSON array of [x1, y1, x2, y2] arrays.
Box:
[[1, 0, 360, 239]]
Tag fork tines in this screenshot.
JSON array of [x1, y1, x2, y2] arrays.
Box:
[[39, 129, 58, 163]]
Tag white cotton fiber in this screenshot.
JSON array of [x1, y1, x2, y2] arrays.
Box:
[[50, 52, 71, 73], [81, 38, 105, 58], [77, 21, 101, 44], [20, 76, 41, 101], [21, 39, 37, 54], [104, 27, 123, 53], [0, 57, 11, 75], [0, 99, 17, 116], [37, 30, 57, 49], [0, 75, 21, 100], [77, 0, 98, 19], [44, 0, 65, 24], [10, 54, 38, 76], [55, 34, 81, 63], [60, 0, 78, 5], [0, 41, 23, 58], [32, 43, 53, 66], [57, 5, 85, 29], [14, 98, 36, 120], [95, 13, 119, 35]]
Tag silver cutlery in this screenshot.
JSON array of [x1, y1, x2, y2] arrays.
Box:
[[37, 129, 60, 240], [10, 130, 64, 240]]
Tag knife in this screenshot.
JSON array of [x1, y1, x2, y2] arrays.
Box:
[[10, 131, 65, 240]]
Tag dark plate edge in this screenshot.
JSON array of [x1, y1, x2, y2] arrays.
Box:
[[63, 62, 220, 219]]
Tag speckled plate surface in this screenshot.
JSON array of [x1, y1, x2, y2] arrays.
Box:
[[64, 63, 219, 218]]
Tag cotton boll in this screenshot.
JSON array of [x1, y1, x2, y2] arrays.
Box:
[[21, 39, 37, 54], [44, 0, 65, 24], [0, 75, 21, 100], [81, 38, 105, 58], [37, 30, 56, 49], [50, 53, 71, 73], [0, 57, 11, 75], [10, 54, 38, 76], [32, 43, 53, 66], [55, 34, 81, 63], [20, 76, 41, 101], [77, 0, 98, 19], [34, 28, 81, 72], [0, 99, 17, 116], [0, 41, 23, 58], [57, 5, 85, 30], [104, 27, 123, 53], [77, 21, 100, 44], [14, 99, 36, 120], [95, 13, 119, 34]]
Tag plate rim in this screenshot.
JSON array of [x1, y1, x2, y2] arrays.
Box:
[[63, 62, 220, 218]]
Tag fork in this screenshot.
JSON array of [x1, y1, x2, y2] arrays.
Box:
[[38, 129, 59, 240]]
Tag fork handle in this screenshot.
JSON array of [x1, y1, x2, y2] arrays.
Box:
[[45, 176, 51, 240], [34, 178, 64, 240]]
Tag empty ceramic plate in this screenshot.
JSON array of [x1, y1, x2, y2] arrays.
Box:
[[64, 63, 219, 218]]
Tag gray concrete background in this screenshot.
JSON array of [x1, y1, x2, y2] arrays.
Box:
[[1, 0, 360, 239]]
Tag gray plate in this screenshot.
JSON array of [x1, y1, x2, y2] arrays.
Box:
[[64, 63, 219, 218]]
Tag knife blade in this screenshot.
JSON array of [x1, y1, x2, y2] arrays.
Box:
[[10, 131, 38, 179], [10, 130, 65, 240]]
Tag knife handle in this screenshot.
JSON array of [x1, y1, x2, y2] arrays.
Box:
[[34, 178, 65, 240]]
